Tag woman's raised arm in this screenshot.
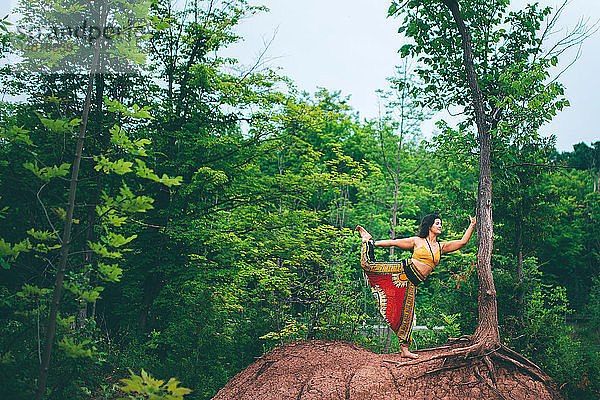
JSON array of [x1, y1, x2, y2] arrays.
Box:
[[441, 216, 476, 254], [374, 236, 416, 250]]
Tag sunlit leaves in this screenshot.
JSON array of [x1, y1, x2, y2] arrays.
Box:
[[17, 283, 51, 298], [98, 185, 154, 217], [37, 115, 81, 135], [64, 281, 105, 302], [100, 232, 138, 248], [0, 238, 31, 261], [119, 369, 192, 400], [98, 263, 123, 282], [26, 228, 58, 241], [157, 174, 183, 187], [88, 242, 122, 259], [1, 125, 33, 146], [58, 337, 92, 359], [94, 155, 134, 175], [105, 99, 154, 119], [23, 161, 71, 182], [110, 125, 151, 156]]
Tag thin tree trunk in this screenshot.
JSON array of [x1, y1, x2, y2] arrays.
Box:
[[77, 209, 97, 329], [390, 186, 398, 258], [390, 63, 407, 258], [36, 3, 106, 397], [37, 300, 41, 365], [443, 0, 500, 347], [36, 70, 98, 400], [517, 216, 524, 313]]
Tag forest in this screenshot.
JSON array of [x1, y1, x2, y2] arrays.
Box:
[[0, 0, 599, 399]]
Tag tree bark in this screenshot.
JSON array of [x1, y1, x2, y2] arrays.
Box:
[[517, 239, 524, 319], [443, 0, 500, 348], [390, 132, 403, 259], [36, 67, 98, 400], [36, 3, 106, 397], [390, 65, 407, 259]]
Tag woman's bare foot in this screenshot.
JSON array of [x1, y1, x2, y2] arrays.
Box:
[[400, 345, 419, 359], [355, 225, 373, 242]]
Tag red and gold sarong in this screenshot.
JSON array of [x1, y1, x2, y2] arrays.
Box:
[[360, 241, 422, 345]]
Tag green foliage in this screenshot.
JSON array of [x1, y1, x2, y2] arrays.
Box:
[[521, 285, 600, 399], [587, 278, 600, 331], [23, 161, 71, 182], [118, 369, 191, 400], [38, 115, 81, 135], [98, 263, 124, 282], [58, 337, 93, 359], [64, 281, 104, 303], [413, 313, 462, 349], [0, 238, 30, 260], [523, 285, 569, 344]]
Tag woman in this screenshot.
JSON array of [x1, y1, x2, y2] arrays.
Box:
[[356, 214, 475, 358]]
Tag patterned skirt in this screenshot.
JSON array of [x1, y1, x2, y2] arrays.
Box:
[[360, 240, 424, 346]]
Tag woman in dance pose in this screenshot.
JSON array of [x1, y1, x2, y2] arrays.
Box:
[[356, 214, 475, 358]]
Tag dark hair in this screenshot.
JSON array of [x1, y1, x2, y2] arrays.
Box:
[[418, 214, 442, 238]]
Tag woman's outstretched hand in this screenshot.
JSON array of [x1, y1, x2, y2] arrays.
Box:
[[469, 215, 476, 227]]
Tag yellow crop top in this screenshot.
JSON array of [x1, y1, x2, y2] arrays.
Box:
[[412, 242, 441, 269]]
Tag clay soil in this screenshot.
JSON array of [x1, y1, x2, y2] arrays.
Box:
[[212, 340, 563, 400]]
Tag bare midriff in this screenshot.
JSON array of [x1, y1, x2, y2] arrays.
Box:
[[410, 258, 434, 279]]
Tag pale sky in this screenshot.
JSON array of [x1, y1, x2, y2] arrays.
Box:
[[222, 0, 600, 152], [2, 0, 598, 151]]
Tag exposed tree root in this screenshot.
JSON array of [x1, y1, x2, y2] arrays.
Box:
[[483, 355, 498, 384], [500, 344, 546, 372], [385, 338, 552, 392], [383, 342, 487, 366], [383, 364, 403, 396], [493, 350, 551, 384], [448, 334, 472, 343], [415, 344, 453, 352], [474, 365, 507, 400]]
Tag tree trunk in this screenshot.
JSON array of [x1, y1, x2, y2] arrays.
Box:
[[36, 61, 99, 400], [517, 241, 524, 319], [443, 0, 500, 349], [390, 181, 399, 258], [35, 3, 107, 396], [390, 66, 407, 259], [76, 206, 98, 329]]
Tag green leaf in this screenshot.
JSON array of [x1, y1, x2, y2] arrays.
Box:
[[88, 242, 122, 258], [98, 263, 123, 282], [101, 232, 138, 248], [27, 229, 58, 241], [58, 337, 93, 359], [158, 174, 183, 187], [24, 161, 71, 182], [94, 156, 133, 175], [118, 369, 192, 399]]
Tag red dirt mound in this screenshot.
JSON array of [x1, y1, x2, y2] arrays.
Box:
[[212, 340, 563, 400]]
